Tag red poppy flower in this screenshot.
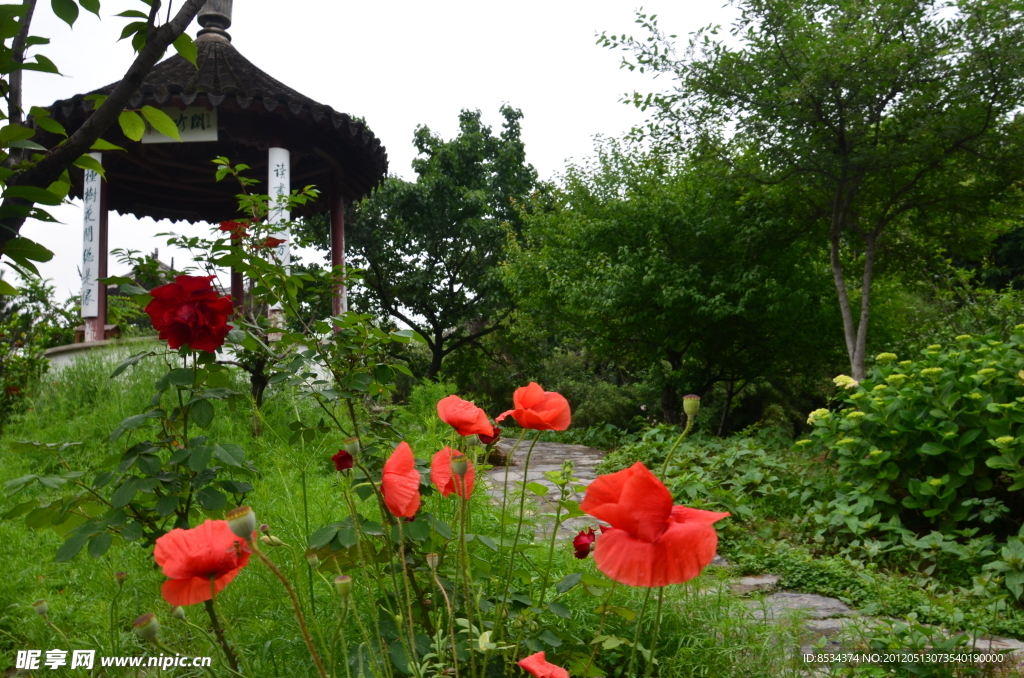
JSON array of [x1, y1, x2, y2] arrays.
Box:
[[430, 446, 475, 499], [517, 652, 569, 678], [580, 462, 729, 587], [496, 382, 571, 431], [144, 275, 233, 353], [382, 442, 421, 518], [261, 237, 286, 249], [332, 450, 354, 471], [478, 425, 501, 445], [218, 220, 248, 240], [153, 520, 250, 606], [437, 395, 494, 437], [572, 527, 596, 559]]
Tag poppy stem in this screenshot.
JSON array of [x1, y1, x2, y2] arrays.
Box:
[[627, 587, 654, 678], [660, 416, 695, 478], [581, 583, 618, 677], [456, 494, 479, 678], [395, 520, 422, 676], [203, 599, 240, 674], [431, 568, 460, 678], [251, 543, 330, 678], [643, 588, 666, 678]]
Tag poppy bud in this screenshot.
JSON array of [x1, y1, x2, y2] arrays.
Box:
[[133, 613, 159, 641], [682, 394, 700, 418], [114, 571, 127, 587], [450, 453, 469, 477], [259, 523, 270, 533], [425, 553, 439, 571], [32, 600, 48, 617], [170, 606, 186, 620], [343, 437, 361, 455], [306, 554, 320, 569], [225, 506, 256, 541], [334, 575, 352, 599], [260, 535, 284, 547]]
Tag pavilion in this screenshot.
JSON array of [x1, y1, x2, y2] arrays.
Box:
[[41, 0, 387, 342]]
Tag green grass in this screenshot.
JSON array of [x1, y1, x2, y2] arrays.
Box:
[[0, 352, 812, 677]]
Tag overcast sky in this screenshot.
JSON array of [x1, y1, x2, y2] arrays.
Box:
[[15, 0, 737, 301]]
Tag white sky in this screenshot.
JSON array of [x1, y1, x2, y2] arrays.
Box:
[[14, 0, 737, 301]]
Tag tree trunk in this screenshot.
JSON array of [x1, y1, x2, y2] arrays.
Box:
[[717, 380, 735, 437], [425, 330, 445, 380], [660, 349, 684, 424]]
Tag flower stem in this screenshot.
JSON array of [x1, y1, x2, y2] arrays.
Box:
[[660, 417, 695, 478], [203, 599, 240, 674], [252, 544, 329, 678], [395, 520, 422, 677], [643, 588, 665, 678], [582, 583, 618, 677], [627, 587, 654, 678], [431, 569, 460, 678]]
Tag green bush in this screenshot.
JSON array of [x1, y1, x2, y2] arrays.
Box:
[[807, 331, 1024, 538]]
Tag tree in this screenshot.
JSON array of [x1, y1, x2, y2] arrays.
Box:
[[602, 0, 1024, 379], [504, 141, 841, 423], [308, 106, 537, 379], [0, 0, 206, 286]]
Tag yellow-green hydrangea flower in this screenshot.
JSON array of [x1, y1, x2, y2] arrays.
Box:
[[968, 392, 983, 399], [875, 353, 898, 363], [869, 449, 884, 457], [846, 411, 866, 419], [995, 436, 1015, 445], [927, 344, 942, 351], [1014, 324, 1024, 331], [873, 384, 888, 391], [920, 367, 944, 378], [795, 439, 813, 447], [885, 374, 908, 386], [850, 392, 866, 400], [837, 438, 858, 445], [978, 368, 997, 377], [807, 408, 830, 425], [956, 334, 972, 342], [899, 360, 913, 366], [927, 478, 943, 487], [833, 374, 859, 390]]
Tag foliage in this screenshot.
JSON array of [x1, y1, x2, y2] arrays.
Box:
[[299, 106, 537, 379], [506, 141, 840, 422], [602, 0, 1024, 380]]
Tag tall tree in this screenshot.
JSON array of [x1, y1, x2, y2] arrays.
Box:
[[340, 106, 537, 378], [504, 141, 841, 423], [602, 0, 1024, 379]]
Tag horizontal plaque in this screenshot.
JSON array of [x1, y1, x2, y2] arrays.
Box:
[[142, 107, 218, 144]]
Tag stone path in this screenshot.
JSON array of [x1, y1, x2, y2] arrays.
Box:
[[481, 440, 1024, 673], [482, 439, 605, 538]]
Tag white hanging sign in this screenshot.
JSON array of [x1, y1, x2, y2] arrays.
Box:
[[268, 146, 291, 268], [80, 152, 102, 318], [141, 107, 218, 144]]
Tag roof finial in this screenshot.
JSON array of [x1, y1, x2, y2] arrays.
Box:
[[197, 0, 232, 43]]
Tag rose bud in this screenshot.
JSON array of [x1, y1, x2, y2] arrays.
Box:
[[331, 449, 354, 472], [572, 528, 597, 560], [478, 426, 501, 446]]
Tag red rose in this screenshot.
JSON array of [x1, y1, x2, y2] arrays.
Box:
[[572, 527, 596, 559], [218, 220, 248, 240], [478, 425, 501, 445], [332, 450, 354, 471], [144, 275, 233, 353], [261, 237, 286, 249]]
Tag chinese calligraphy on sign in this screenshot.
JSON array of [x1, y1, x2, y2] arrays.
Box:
[[81, 153, 102, 318], [267, 147, 291, 269], [141, 107, 218, 144]]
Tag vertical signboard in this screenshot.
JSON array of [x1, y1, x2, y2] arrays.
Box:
[[80, 152, 102, 318]]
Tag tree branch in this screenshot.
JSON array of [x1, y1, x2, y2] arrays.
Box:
[[0, 0, 206, 249]]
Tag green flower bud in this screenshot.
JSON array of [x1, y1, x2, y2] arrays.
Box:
[[682, 394, 700, 418], [225, 505, 256, 541], [32, 600, 48, 617], [343, 437, 361, 455], [170, 606, 186, 621], [425, 553, 439, 571], [306, 553, 321, 569], [114, 571, 127, 587], [334, 575, 353, 599], [450, 453, 469, 477], [260, 535, 285, 547], [133, 613, 159, 641]]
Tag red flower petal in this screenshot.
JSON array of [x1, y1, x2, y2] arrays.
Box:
[[332, 450, 354, 471], [495, 383, 571, 431], [592, 519, 721, 587], [580, 462, 673, 543], [437, 395, 494, 437], [382, 442, 421, 518], [517, 652, 569, 678], [153, 520, 250, 606], [572, 528, 596, 559], [430, 447, 475, 499]]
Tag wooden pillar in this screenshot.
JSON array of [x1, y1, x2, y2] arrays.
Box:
[[230, 267, 244, 313], [82, 153, 108, 342], [330, 190, 347, 316]]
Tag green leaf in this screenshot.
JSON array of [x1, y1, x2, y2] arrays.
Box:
[[526, 481, 550, 497], [110, 350, 155, 378], [309, 525, 339, 550], [50, 0, 78, 25], [2, 236, 54, 267], [141, 106, 182, 141], [56, 531, 90, 562], [90, 138, 126, 152], [115, 9, 148, 18], [0, 124, 33, 146], [35, 116, 66, 137], [120, 521, 144, 541], [173, 33, 197, 66], [0, 279, 17, 295], [118, 110, 145, 141], [190, 399, 214, 429], [213, 443, 245, 467], [920, 442, 948, 456], [110, 479, 137, 508], [73, 153, 105, 177], [548, 601, 572, 619], [196, 487, 226, 511], [555, 572, 582, 594], [168, 368, 195, 386], [2, 185, 63, 206], [155, 495, 178, 517], [79, 0, 100, 16], [335, 523, 359, 548], [188, 445, 213, 472], [88, 532, 112, 559]]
